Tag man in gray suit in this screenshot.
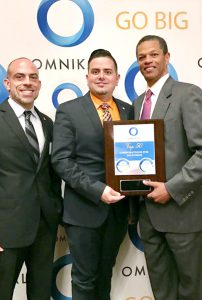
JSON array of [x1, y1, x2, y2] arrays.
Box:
[[51, 49, 134, 300], [134, 35, 202, 300], [0, 57, 62, 299]]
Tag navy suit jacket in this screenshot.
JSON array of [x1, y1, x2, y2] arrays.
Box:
[[52, 92, 134, 227]]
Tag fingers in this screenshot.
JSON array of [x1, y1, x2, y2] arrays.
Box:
[[101, 186, 125, 204]]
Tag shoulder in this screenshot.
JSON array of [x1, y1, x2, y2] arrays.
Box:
[[35, 107, 53, 125], [114, 97, 133, 109]]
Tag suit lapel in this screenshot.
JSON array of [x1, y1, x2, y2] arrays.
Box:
[[0, 100, 37, 164], [135, 76, 173, 120], [134, 95, 144, 120], [114, 99, 128, 120], [152, 77, 173, 119], [81, 93, 103, 134], [34, 108, 50, 172]]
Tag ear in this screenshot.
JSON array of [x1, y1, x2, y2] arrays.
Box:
[[3, 78, 10, 91], [116, 74, 120, 86]]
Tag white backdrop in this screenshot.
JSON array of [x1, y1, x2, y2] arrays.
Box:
[[0, 1, 202, 299]]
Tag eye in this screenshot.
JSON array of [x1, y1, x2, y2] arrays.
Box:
[[91, 70, 99, 75], [151, 53, 158, 57], [106, 70, 113, 75], [15, 74, 24, 79], [30, 75, 38, 80], [138, 56, 145, 62]]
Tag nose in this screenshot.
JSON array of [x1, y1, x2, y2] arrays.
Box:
[[23, 76, 31, 85], [144, 55, 153, 64], [98, 71, 105, 79]]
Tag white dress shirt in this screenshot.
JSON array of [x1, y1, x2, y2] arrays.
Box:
[[8, 98, 45, 155]]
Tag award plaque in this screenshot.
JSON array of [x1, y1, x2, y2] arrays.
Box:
[[104, 120, 165, 195]]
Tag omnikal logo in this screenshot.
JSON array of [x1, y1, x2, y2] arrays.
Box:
[[0, 64, 8, 104], [52, 254, 73, 300], [125, 61, 178, 102], [128, 223, 144, 252], [52, 82, 83, 108], [129, 126, 138, 136], [37, 0, 94, 47]]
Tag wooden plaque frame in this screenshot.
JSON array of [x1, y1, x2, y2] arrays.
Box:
[[104, 119, 165, 195]]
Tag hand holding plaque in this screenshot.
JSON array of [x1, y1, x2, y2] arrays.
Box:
[[104, 120, 165, 195]]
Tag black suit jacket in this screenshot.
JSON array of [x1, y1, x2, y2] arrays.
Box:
[[52, 92, 134, 227], [0, 100, 62, 248]]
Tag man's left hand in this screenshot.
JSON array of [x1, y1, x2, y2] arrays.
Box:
[[143, 180, 171, 204]]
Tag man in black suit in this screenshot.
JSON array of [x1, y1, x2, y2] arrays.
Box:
[[0, 57, 62, 300], [51, 49, 134, 300]]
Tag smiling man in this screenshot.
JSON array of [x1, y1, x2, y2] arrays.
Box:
[[0, 57, 62, 300], [133, 35, 202, 300], [51, 49, 134, 300]]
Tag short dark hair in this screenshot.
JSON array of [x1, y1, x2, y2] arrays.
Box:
[[88, 49, 118, 73], [136, 35, 168, 57]]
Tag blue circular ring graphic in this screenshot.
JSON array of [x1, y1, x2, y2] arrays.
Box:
[[116, 159, 130, 173], [129, 127, 138, 136], [37, 0, 94, 47], [128, 224, 144, 252], [52, 83, 83, 108], [139, 158, 153, 172], [52, 254, 73, 300], [125, 61, 178, 102], [0, 65, 9, 104]]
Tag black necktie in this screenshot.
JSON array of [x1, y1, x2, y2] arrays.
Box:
[[100, 103, 112, 122], [24, 111, 40, 162]]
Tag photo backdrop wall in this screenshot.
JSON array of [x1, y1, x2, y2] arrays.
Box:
[[0, 1, 201, 299]]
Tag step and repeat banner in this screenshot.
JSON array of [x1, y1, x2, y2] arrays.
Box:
[[0, 1, 201, 299]]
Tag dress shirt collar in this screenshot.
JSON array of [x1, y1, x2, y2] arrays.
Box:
[[148, 73, 169, 98], [8, 98, 38, 119]]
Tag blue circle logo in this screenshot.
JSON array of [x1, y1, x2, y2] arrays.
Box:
[[0, 64, 9, 104], [52, 254, 73, 300], [129, 127, 138, 136], [128, 223, 144, 252], [37, 0, 94, 47], [116, 159, 130, 173], [52, 82, 83, 108], [125, 61, 178, 102], [139, 158, 154, 173]]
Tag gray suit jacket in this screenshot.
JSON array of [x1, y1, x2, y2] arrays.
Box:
[[52, 92, 134, 228], [0, 100, 62, 248], [134, 76, 202, 233]]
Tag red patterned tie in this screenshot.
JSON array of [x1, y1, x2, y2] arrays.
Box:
[[140, 89, 153, 120], [100, 103, 112, 122]]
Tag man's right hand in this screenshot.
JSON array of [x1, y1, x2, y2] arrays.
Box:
[[101, 186, 125, 204], [0, 246, 4, 252]]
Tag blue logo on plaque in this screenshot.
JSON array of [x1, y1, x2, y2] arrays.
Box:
[[129, 127, 138, 136], [139, 158, 154, 173], [116, 159, 130, 173]]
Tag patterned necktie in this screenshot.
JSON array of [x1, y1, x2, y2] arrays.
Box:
[[140, 89, 153, 120], [24, 111, 40, 162], [100, 103, 112, 122]]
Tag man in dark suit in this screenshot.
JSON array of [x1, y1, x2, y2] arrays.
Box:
[[51, 49, 134, 300], [134, 35, 202, 300], [0, 57, 62, 300]]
